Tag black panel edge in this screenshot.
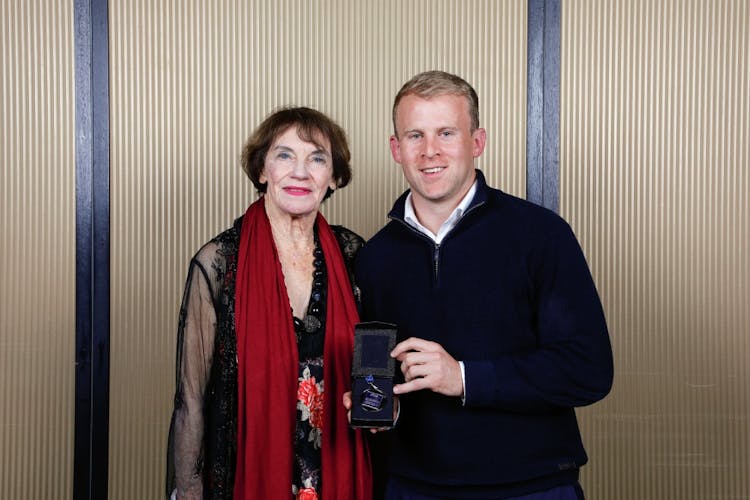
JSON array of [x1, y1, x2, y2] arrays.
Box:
[[74, 0, 110, 498], [543, 0, 561, 213], [527, 0, 561, 213]]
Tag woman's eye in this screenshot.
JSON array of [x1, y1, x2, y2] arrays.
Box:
[[310, 155, 328, 165], [277, 151, 292, 160]]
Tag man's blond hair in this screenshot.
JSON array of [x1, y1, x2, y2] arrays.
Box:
[[392, 70, 480, 136]]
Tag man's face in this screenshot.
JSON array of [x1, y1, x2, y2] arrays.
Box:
[[390, 94, 486, 213]]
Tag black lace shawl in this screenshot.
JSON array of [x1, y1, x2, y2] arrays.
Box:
[[165, 216, 364, 499]]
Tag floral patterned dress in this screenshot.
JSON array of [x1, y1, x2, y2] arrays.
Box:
[[292, 233, 328, 499]]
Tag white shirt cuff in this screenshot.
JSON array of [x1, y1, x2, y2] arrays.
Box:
[[459, 361, 466, 405]]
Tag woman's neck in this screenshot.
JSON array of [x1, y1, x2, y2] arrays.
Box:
[[264, 196, 317, 249], [264, 196, 318, 319]]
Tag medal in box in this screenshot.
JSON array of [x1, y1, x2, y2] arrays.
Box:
[[350, 322, 397, 428]]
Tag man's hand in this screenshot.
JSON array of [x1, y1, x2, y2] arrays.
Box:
[[342, 391, 399, 433], [391, 337, 464, 397]]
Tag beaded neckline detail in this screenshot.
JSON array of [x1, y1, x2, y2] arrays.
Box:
[[293, 232, 326, 335]]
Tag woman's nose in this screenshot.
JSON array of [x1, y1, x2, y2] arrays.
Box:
[[291, 159, 310, 177]]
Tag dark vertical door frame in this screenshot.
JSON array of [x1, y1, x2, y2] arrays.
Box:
[[74, 0, 110, 498], [527, 0, 561, 212]]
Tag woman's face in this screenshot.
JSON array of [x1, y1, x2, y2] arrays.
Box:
[[260, 126, 337, 219]]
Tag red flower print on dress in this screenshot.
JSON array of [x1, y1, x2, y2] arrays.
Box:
[[297, 367, 325, 447], [296, 486, 318, 500]]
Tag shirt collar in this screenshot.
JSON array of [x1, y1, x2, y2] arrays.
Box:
[[404, 180, 478, 244]]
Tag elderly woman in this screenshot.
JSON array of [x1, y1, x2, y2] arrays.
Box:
[[166, 107, 372, 500]]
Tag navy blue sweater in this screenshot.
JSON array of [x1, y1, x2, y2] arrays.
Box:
[[355, 170, 613, 497]]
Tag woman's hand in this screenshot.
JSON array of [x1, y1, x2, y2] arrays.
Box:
[[342, 391, 399, 433]]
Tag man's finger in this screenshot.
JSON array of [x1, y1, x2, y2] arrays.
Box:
[[391, 337, 439, 357], [396, 350, 438, 365], [393, 377, 430, 395], [402, 361, 430, 382]]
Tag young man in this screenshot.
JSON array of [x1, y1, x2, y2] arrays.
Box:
[[355, 71, 613, 499]]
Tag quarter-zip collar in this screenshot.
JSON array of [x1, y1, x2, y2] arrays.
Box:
[[403, 181, 476, 244], [388, 169, 490, 285], [388, 168, 490, 228]]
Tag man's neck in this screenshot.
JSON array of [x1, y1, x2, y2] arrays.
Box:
[[410, 180, 476, 235], [411, 199, 457, 235]]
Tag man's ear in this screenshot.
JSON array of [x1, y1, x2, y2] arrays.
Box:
[[389, 135, 402, 164], [472, 128, 487, 158]]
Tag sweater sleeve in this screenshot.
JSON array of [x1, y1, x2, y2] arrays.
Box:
[[463, 223, 613, 412]]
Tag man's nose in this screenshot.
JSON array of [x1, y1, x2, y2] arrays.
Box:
[[422, 135, 440, 158]]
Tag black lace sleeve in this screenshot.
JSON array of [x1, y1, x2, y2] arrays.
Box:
[[331, 225, 365, 309], [166, 223, 239, 499], [166, 250, 218, 499], [331, 225, 365, 263]]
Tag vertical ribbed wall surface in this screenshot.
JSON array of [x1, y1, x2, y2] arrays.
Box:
[[561, 1, 749, 498], [107, 1, 526, 497], [0, 1, 76, 499]]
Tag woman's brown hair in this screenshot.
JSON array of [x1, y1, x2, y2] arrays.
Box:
[[240, 106, 351, 199]]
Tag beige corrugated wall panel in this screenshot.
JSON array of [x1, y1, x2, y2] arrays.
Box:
[[562, 1, 749, 498], [0, 1, 76, 499], [108, 1, 526, 497]]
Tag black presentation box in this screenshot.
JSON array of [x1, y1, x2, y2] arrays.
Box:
[[350, 322, 397, 428]]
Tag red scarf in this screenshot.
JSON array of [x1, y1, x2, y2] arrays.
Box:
[[234, 198, 371, 499]]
